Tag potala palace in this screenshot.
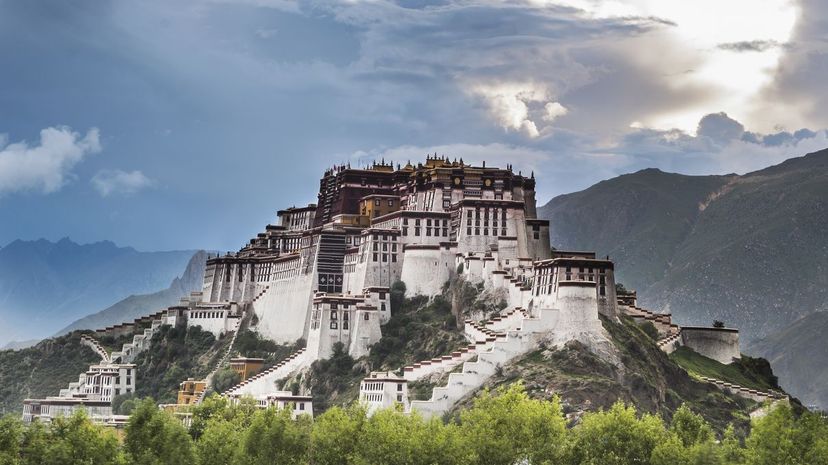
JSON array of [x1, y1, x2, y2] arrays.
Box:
[[22, 156, 784, 425]]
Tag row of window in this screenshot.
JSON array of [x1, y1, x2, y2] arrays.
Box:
[[372, 253, 398, 262], [190, 311, 225, 319], [466, 227, 508, 237]]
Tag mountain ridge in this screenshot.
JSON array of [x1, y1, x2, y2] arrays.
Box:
[[0, 238, 199, 344], [57, 250, 209, 335], [538, 147, 828, 409]]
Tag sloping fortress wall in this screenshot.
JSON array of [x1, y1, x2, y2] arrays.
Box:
[[680, 327, 741, 364]]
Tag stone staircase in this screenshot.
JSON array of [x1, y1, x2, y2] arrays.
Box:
[[202, 312, 246, 388], [222, 348, 309, 398], [80, 335, 110, 363], [407, 307, 565, 418], [401, 308, 526, 382], [619, 304, 682, 353], [699, 376, 787, 403], [110, 318, 165, 364]]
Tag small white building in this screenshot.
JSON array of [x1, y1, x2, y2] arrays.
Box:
[[359, 371, 409, 415], [226, 391, 314, 419], [22, 362, 135, 424], [184, 301, 242, 337]]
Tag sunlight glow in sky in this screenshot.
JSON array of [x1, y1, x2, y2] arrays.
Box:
[[551, 0, 799, 132]]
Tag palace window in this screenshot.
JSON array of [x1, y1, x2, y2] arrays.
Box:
[[330, 310, 337, 320], [388, 200, 394, 207], [330, 321, 338, 329], [375, 199, 381, 206], [391, 254, 397, 262], [343, 321, 349, 330], [364, 313, 370, 320], [373, 253, 378, 262]]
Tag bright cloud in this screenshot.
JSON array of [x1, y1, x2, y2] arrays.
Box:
[[0, 127, 101, 196], [470, 82, 568, 138], [91, 169, 154, 197]]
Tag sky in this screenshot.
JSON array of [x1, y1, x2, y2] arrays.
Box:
[[1, 0, 827, 252]]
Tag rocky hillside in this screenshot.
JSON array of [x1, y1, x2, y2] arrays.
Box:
[[0, 238, 198, 344], [538, 148, 828, 342], [57, 250, 209, 335], [746, 311, 828, 410], [0, 332, 100, 413]]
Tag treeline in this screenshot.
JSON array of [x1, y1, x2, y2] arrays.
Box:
[[1, 383, 826, 465]]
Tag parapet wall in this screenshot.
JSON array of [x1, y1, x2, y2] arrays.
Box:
[[680, 327, 740, 365]]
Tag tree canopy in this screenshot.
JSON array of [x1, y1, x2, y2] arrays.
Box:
[[1, 384, 826, 465]]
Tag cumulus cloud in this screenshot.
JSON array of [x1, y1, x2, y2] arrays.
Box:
[[543, 102, 569, 122], [0, 127, 101, 196], [469, 82, 570, 138], [350, 111, 827, 201], [696, 112, 745, 144], [91, 169, 154, 197]]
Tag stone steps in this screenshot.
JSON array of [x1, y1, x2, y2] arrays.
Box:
[[79, 335, 110, 363], [196, 311, 248, 404], [698, 376, 787, 403], [409, 320, 537, 418], [222, 347, 309, 398]]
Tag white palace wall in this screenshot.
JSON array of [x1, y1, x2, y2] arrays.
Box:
[[253, 271, 316, 344], [399, 246, 454, 297]]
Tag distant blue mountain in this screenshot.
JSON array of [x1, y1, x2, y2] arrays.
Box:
[[0, 238, 198, 344]]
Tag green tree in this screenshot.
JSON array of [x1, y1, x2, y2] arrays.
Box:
[[190, 394, 258, 440], [720, 425, 746, 465], [353, 407, 468, 465], [568, 401, 668, 465], [0, 415, 23, 465], [670, 404, 714, 448], [194, 418, 242, 465], [744, 403, 807, 465], [42, 410, 123, 465], [112, 393, 138, 415], [310, 404, 367, 465], [237, 408, 310, 465], [459, 383, 566, 465], [211, 368, 241, 395], [19, 421, 49, 465], [124, 398, 194, 465]]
